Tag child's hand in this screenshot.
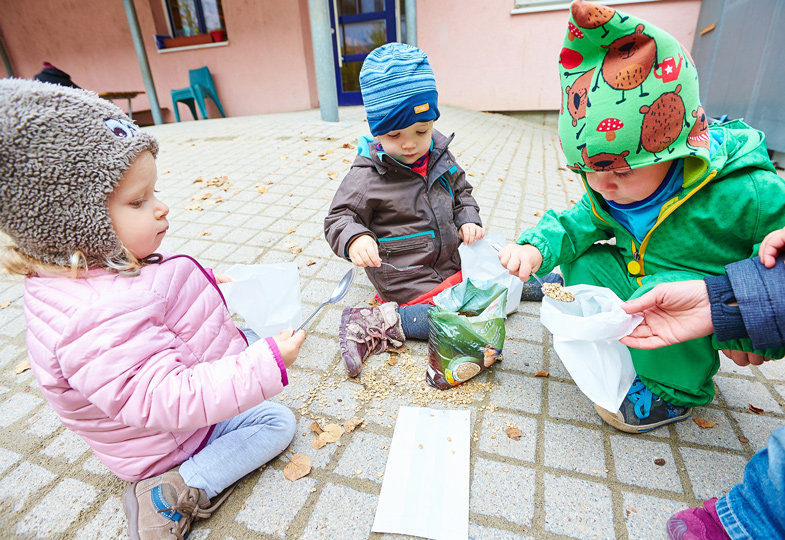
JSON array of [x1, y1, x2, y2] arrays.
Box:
[[214, 273, 232, 284], [758, 227, 785, 268], [458, 223, 484, 245], [720, 349, 771, 367], [273, 328, 306, 368], [348, 235, 381, 267], [498, 243, 543, 281]]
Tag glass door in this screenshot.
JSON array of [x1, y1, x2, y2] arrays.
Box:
[[329, 0, 403, 106]]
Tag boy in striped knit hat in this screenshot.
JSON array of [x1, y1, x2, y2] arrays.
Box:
[[324, 43, 487, 378]]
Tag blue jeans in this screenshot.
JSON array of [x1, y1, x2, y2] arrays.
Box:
[[399, 304, 432, 340], [716, 425, 785, 539]]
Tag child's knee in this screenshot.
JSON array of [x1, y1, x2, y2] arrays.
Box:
[[268, 402, 297, 439]]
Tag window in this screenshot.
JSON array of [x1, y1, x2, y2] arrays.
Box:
[[165, 0, 226, 39], [512, 0, 659, 15]]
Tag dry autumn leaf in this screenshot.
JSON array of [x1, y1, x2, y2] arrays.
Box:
[[185, 203, 203, 211], [748, 404, 764, 414], [342, 142, 355, 149], [738, 435, 750, 444], [312, 437, 327, 449], [344, 417, 364, 433], [309, 421, 324, 435], [305, 260, 316, 266], [534, 370, 549, 377], [286, 227, 297, 234], [255, 185, 268, 194], [291, 247, 303, 254], [327, 172, 338, 180], [283, 241, 298, 249], [191, 191, 211, 200], [321, 424, 343, 443], [387, 356, 398, 366], [14, 360, 30, 374], [283, 453, 312, 481], [504, 427, 522, 441], [693, 417, 716, 429], [192, 178, 205, 184], [0, 301, 11, 309], [197, 231, 211, 237]]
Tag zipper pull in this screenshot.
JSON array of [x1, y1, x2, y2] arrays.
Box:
[[627, 241, 641, 275]]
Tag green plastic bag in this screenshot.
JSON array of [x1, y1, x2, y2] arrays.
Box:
[[426, 278, 507, 390]]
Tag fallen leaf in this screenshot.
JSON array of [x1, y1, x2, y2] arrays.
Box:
[[283, 453, 311, 481], [14, 360, 30, 374], [654, 458, 666, 466], [468, 172, 475, 176], [286, 227, 297, 234], [504, 427, 522, 441], [283, 242, 298, 249], [748, 404, 764, 414], [309, 422, 324, 435], [344, 417, 364, 432], [291, 247, 303, 254], [342, 142, 355, 149], [738, 435, 750, 444], [312, 437, 327, 449], [693, 417, 716, 429], [306, 259, 316, 266], [197, 231, 211, 237], [387, 356, 398, 366], [321, 423, 343, 443], [534, 370, 549, 377], [185, 203, 203, 211], [327, 172, 338, 180], [255, 186, 268, 194], [534, 211, 542, 217], [0, 301, 11, 309], [192, 178, 205, 183], [497, 178, 504, 182], [625, 505, 637, 516], [191, 191, 211, 200]]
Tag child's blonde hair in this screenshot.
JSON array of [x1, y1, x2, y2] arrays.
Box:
[[1, 244, 147, 278]]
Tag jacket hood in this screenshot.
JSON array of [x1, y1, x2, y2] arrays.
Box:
[[706, 120, 777, 181], [557, 1, 710, 178]]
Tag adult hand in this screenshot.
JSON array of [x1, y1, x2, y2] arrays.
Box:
[[758, 227, 785, 268], [721, 349, 771, 367], [619, 281, 713, 349], [347, 235, 381, 268], [498, 243, 543, 281], [458, 223, 485, 245], [273, 328, 307, 368]]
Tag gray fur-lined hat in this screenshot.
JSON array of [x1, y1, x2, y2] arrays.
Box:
[[0, 78, 158, 267]]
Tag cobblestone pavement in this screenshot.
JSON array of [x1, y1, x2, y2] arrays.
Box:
[[0, 106, 783, 539]]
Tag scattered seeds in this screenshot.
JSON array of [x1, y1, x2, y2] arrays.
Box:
[[542, 282, 575, 302]]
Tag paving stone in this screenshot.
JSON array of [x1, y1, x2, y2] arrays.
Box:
[[82, 455, 113, 476], [546, 380, 602, 425], [490, 372, 542, 414], [0, 305, 25, 338], [73, 496, 127, 540], [288, 416, 341, 468], [334, 430, 391, 483], [758, 359, 785, 382], [731, 411, 784, 452], [0, 392, 42, 428], [301, 483, 377, 539], [25, 406, 63, 438], [273, 369, 323, 410], [479, 411, 537, 462], [303, 379, 359, 419], [41, 429, 90, 463], [0, 462, 56, 512], [15, 478, 97, 537], [296, 334, 340, 372], [675, 407, 743, 450], [545, 421, 605, 477], [470, 458, 535, 528], [717, 354, 756, 376], [622, 492, 686, 539], [543, 473, 615, 538], [715, 376, 783, 413], [611, 435, 682, 493], [235, 465, 316, 537], [498, 339, 544, 374], [0, 447, 21, 475], [505, 313, 544, 342], [680, 447, 747, 500], [469, 523, 533, 539]]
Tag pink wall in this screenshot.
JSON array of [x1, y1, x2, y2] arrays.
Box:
[[418, 0, 702, 111], [0, 0, 317, 122]]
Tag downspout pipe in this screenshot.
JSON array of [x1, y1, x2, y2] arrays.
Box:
[[308, 0, 339, 122], [122, 0, 163, 125], [405, 0, 417, 47]]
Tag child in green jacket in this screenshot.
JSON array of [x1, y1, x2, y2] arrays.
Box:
[[499, 0, 785, 433]]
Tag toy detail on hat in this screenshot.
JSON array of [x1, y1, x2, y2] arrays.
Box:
[[359, 42, 440, 136], [557, 1, 711, 174]]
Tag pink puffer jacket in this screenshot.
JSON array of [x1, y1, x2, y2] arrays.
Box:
[[24, 255, 287, 482]]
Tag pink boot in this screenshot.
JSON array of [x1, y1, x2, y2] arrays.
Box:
[[338, 303, 405, 377], [666, 498, 731, 540]]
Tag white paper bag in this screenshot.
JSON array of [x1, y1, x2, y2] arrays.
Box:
[[540, 284, 642, 412], [459, 234, 523, 315], [218, 263, 302, 338]]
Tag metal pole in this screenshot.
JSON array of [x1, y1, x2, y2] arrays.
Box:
[[405, 0, 417, 47], [122, 0, 163, 125], [0, 28, 14, 78], [308, 0, 339, 122]]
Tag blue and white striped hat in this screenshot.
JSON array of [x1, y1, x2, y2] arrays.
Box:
[[359, 43, 440, 136]]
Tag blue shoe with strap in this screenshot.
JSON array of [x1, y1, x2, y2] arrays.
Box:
[[594, 377, 691, 433]]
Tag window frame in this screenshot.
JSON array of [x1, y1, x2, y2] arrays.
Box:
[[511, 0, 661, 15]]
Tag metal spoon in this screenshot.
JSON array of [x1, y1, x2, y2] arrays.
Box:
[[490, 242, 545, 286], [296, 267, 356, 331], [381, 261, 423, 271]]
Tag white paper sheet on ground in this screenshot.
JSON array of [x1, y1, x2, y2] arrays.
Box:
[[371, 406, 470, 540], [218, 263, 302, 338]]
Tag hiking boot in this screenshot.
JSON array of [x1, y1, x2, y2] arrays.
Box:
[[666, 498, 731, 539], [339, 302, 405, 377], [521, 272, 564, 301], [123, 467, 234, 540], [594, 376, 691, 433]]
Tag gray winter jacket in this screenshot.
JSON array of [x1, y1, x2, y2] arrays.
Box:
[[324, 129, 482, 304]]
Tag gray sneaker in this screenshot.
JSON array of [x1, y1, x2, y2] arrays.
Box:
[[339, 302, 405, 377], [594, 377, 690, 433]]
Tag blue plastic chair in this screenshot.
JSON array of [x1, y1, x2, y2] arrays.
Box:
[[171, 66, 226, 121]]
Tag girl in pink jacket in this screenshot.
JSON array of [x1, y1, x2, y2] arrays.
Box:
[[0, 79, 306, 540]]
